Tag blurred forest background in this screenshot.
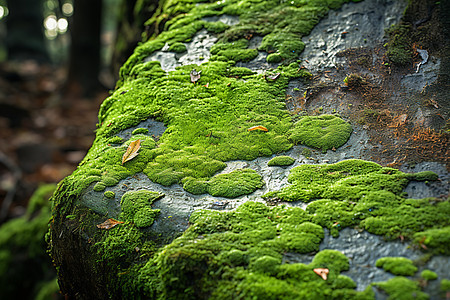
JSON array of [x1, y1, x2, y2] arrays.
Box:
[[0, 0, 158, 298]]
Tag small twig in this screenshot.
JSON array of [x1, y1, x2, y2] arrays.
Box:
[[0, 151, 22, 221]]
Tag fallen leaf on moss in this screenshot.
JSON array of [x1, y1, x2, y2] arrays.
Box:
[[266, 73, 280, 81], [190, 69, 201, 83], [248, 125, 268, 132], [96, 218, 124, 229], [313, 268, 329, 280], [122, 139, 141, 165]]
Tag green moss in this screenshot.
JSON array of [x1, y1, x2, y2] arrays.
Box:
[[311, 249, 350, 274], [183, 168, 264, 198], [385, 24, 412, 65], [48, 0, 448, 297], [374, 277, 429, 300], [26, 183, 57, 215], [93, 181, 106, 192], [442, 279, 450, 292], [136, 201, 377, 299], [268, 155, 295, 166], [108, 136, 124, 144], [260, 32, 305, 61], [132, 127, 149, 135], [289, 114, 353, 151], [104, 191, 115, 199], [120, 190, 163, 227], [413, 226, 450, 255], [264, 159, 445, 240], [34, 278, 60, 300], [375, 257, 418, 276], [168, 42, 187, 53], [267, 53, 283, 63], [0, 184, 58, 299], [420, 270, 438, 280], [249, 255, 281, 275], [227, 66, 255, 77], [208, 169, 264, 198]]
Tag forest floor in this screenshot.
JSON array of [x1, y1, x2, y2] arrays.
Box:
[[0, 60, 110, 222]]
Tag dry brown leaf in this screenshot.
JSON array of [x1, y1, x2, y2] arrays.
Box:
[[313, 268, 329, 280], [190, 69, 201, 83], [266, 73, 281, 81], [247, 125, 268, 132], [122, 139, 141, 165], [96, 218, 124, 229]]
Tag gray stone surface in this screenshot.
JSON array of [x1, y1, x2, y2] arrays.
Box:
[[300, 0, 407, 71]]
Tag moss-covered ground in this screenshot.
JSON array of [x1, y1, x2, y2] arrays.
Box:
[[48, 0, 449, 298]]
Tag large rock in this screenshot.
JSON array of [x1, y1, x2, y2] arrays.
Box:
[[49, 0, 449, 299]]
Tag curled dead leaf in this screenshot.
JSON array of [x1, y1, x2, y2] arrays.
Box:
[[96, 218, 124, 229], [313, 268, 329, 280], [122, 139, 141, 165], [248, 125, 268, 132], [190, 69, 201, 83], [266, 72, 281, 81]]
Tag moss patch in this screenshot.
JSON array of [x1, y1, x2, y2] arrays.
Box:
[[385, 24, 412, 66], [134, 201, 375, 299], [420, 270, 438, 281], [375, 257, 418, 276], [132, 127, 149, 135], [268, 155, 295, 166], [120, 190, 163, 228], [264, 159, 446, 238], [183, 168, 264, 198], [0, 184, 59, 299], [413, 226, 450, 255], [374, 277, 429, 300], [289, 114, 353, 151]]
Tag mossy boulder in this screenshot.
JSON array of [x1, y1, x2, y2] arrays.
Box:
[[47, 0, 448, 298]]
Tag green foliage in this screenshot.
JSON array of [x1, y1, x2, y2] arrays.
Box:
[[375, 257, 418, 276], [374, 277, 429, 300], [289, 114, 353, 151], [268, 155, 295, 166]]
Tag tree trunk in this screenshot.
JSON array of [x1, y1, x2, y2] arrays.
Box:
[[65, 0, 103, 97]]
